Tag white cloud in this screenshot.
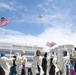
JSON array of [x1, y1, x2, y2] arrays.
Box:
[[0, 26, 76, 52], [0, 1, 27, 11], [0, 3, 16, 10]]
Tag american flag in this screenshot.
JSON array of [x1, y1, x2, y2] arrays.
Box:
[[0, 17, 10, 27], [46, 41, 56, 47]]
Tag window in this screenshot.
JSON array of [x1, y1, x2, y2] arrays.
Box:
[[27, 58, 33, 62], [41, 53, 44, 56], [12, 50, 21, 54], [25, 51, 34, 56], [24, 46, 32, 50], [12, 51, 14, 54], [0, 50, 10, 54]]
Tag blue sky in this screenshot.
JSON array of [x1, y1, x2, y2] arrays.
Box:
[[0, 0, 76, 51]]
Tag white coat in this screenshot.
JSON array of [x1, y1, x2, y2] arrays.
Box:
[[57, 48, 70, 75], [15, 55, 27, 75], [31, 56, 44, 75], [15, 55, 22, 75], [47, 56, 59, 75], [0, 56, 14, 75]]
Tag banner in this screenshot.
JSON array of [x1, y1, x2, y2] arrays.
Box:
[[0, 17, 10, 27]]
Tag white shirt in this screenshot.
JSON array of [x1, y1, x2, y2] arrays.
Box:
[[0, 56, 12, 75], [31, 56, 44, 75]]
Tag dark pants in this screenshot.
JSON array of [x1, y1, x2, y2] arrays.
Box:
[[43, 67, 47, 75], [49, 70, 55, 75], [36, 65, 40, 75], [21, 65, 26, 75], [74, 63, 76, 73], [21, 69, 25, 75], [49, 65, 55, 75], [0, 66, 5, 75], [10, 66, 17, 75]]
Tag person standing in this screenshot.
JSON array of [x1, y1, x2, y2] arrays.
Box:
[[47, 52, 59, 75], [31, 50, 44, 75], [0, 52, 14, 75], [57, 46, 70, 75], [15, 52, 22, 75], [42, 52, 47, 75], [21, 50, 27, 75], [10, 52, 18, 75], [49, 57, 55, 75]]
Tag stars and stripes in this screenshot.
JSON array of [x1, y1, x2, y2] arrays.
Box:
[[46, 41, 56, 47], [0, 17, 10, 27]]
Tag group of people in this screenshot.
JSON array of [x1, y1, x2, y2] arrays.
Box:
[[0, 48, 76, 75], [0, 50, 27, 75], [31, 48, 70, 75], [31, 50, 57, 75]]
